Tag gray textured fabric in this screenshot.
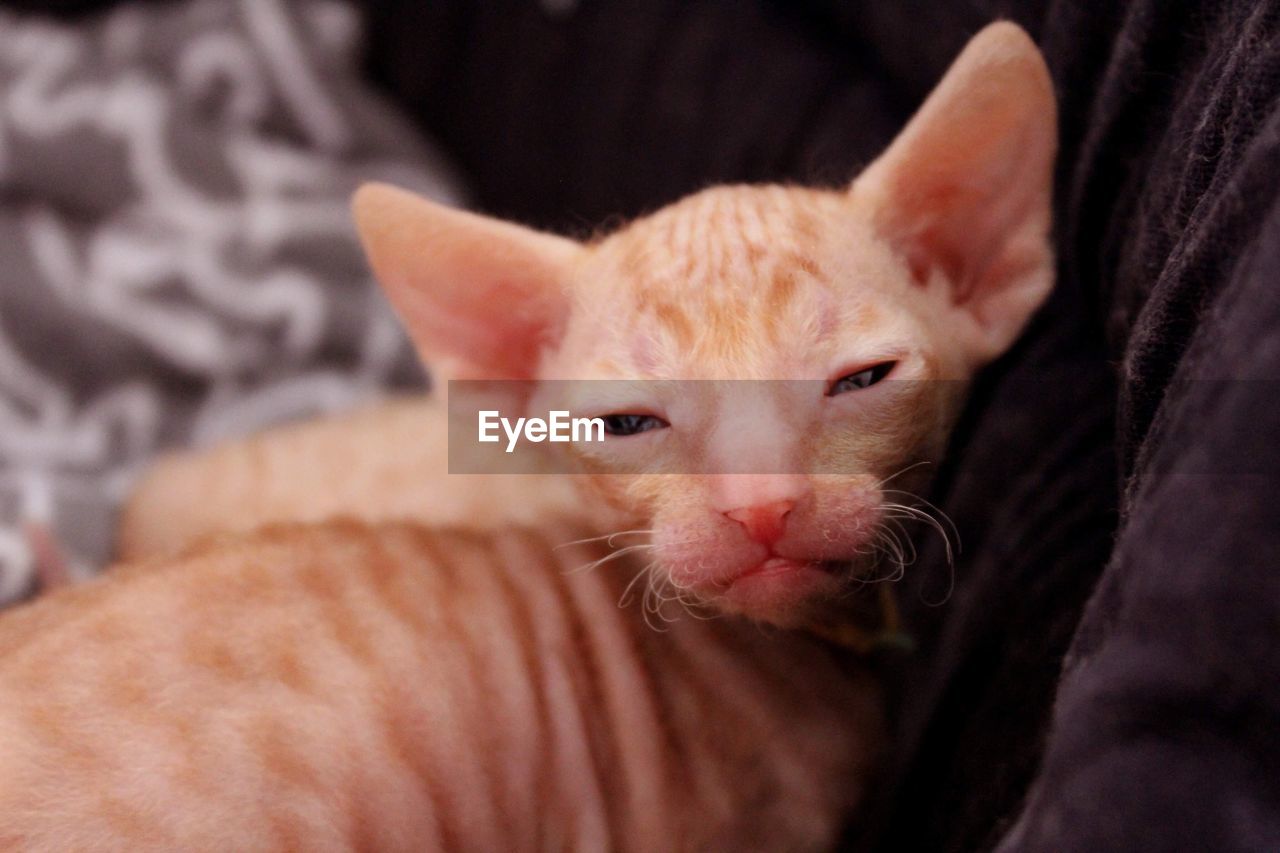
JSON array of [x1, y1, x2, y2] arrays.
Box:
[[0, 0, 463, 603]]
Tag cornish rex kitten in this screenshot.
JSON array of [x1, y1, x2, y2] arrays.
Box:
[[122, 22, 1056, 632]]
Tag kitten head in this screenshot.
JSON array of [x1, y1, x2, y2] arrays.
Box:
[[353, 23, 1056, 627]]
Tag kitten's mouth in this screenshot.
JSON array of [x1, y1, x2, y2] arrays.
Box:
[[732, 557, 840, 581], [712, 557, 844, 622]]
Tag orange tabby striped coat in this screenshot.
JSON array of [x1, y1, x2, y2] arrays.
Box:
[[0, 524, 879, 851]]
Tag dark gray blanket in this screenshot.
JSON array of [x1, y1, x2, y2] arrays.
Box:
[[994, 2, 1280, 849]]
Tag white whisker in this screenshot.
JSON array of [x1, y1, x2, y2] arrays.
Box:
[[618, 560, 655, 608], [555, 529, 654, 550], [874, 460, 933, 489], [877, 488, 960, 604], [883, 490, 962, 556], [566, 542, 658, 575]]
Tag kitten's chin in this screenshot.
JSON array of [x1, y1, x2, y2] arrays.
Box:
[[714, 558, 843, 627]]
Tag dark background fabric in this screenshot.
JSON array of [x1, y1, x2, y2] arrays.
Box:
[[4, 1, 1278, 850]]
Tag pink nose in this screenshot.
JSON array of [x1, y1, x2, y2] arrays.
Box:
[[725, 500, 794, 547]]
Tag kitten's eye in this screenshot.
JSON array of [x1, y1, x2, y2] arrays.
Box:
[[827, 361, 897, 396], [601, 413, 669, 436]]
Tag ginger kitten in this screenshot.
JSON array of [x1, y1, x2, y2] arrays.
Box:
[[0, 22, 1054, 850], [123, 22, 1055, 632]]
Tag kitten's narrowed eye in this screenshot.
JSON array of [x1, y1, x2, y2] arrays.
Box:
[[600, 413, 669, 436], [827, 361, 897, 396]]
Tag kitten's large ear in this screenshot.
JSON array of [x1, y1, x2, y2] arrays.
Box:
[[853, 22, 1056, 364], [352, 183, 581, 379]]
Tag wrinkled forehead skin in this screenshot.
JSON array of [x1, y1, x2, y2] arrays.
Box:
[[545, 184, 958, 384]]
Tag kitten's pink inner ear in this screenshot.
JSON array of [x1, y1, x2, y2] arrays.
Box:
[[352, 183, 581, 379], [853, 22, 1058, 364]]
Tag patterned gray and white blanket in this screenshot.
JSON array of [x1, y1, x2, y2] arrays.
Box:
[[0, 0, 463, 604]]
